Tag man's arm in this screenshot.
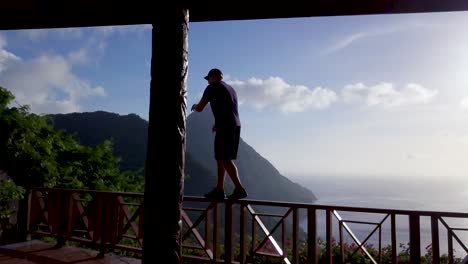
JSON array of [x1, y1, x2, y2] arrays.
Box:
[[191, 97, 209, 112]]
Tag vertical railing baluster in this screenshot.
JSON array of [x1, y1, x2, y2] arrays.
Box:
[[138, 205, 144, 247], [103, 193, 118, 255], [118, 202, 124, 244], [56, 189, 67, 247], [225, 201, 234, 263], [48, 189, 59, 241], [292, 207, 299, 264], [431, 216, 440, 264], [339, 221, 344, 264], [252, 210, 256, 256], [308, 208, 318, 264], [409, 214, 421, 264], [98, 193, 108, 257], [27, 189, 32, 233], [326, 209, 332, 264], [282, 220, 285, 251], [213, 202, 219, 263], [448, 230, 454, 264], [240, 204, 246, 264], [378, 226, 382, 264], [391, 214, 397, 264], [205, 206, 211, 254], [61, 190, 72, 246]]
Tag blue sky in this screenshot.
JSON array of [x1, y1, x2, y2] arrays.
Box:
[[2, 11, 468, 180]]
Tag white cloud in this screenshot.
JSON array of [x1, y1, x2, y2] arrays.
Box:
[[0, 50, 21, 73], [68, 48, 89, 65], [17, 29, 49, 41], [16, 25, 150, 42], [0, 45, 105, 114], [324, 21, 426, 55], [94, 25, 151, 37], [460, 97, 468, 110], [17, 28, 83, 41], [56, 28, 84, 39], [0, 35, 22, 73], [227, 77, 337, 113], [343, 82, 437, 108], [324, 33, 367, 54], [14, 25, 150, 69]]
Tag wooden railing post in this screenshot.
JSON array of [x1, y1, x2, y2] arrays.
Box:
[[448, 230, 454, 264], [252, 208, 256, 257], [240, 204, 247, 264], [292, 208, 299, 264], [224, 201, 234, 263], [56, 190, 73, 248], [391, 214, 397, 264], [48, 189, 66, 246], [339, 221, 344, 264], [205, 207, 211, 253], [98, 193, 108, 257], [307, 208, 318, 264], [213, 203, 219, 262], [20, 189, 33, 241], [326, 209, 332, 264], [409, 214, 421, 264], [431, 216, 440, 264]]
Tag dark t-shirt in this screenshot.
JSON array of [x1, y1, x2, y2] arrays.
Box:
[[202, 81, 241, 128]]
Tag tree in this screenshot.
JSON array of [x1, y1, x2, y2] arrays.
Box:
[[0, 86, 125, 190]]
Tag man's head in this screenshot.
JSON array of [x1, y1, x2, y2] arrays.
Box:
[[204, 68, 223, 84]]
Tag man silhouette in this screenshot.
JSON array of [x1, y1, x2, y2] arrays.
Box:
[[191, 68, 248, 200]]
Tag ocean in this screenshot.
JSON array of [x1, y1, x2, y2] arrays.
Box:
[[289, 175, 468, 258]]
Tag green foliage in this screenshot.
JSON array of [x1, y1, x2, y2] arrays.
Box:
[[0, 179, 25, 218], [0, 88, 14, 110], [180, 236, 463, 264], [0, 86, 142, 191]]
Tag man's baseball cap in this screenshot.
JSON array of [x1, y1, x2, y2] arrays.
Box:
[[204, 68, 223, 80]]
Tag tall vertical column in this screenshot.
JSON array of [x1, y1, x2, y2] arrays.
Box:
[[143, 6, 189, 264]]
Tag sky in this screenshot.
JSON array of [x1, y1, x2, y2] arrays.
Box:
[[2, 11, 468, 181]]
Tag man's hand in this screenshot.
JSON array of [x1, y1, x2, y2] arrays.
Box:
[[191, 98, 208, 112]]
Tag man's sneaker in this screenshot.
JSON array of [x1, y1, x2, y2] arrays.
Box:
[[204, 188, 226, 200], [228, 187, 248, 200]]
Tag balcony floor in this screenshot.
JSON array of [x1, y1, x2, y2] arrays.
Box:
[[0, 240, 141, 264]]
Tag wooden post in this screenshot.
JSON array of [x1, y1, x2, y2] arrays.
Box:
[[431, 216, 440, 264], [307, 208, 318, 264], [225, 202, 234, 263], [143, 5, 189, 264], [292, 208, 299, 264], [409, 214, 421, 264], [326, 210, 332, 263]]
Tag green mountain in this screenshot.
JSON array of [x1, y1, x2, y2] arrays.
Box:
[[50, 110, 317, 202]]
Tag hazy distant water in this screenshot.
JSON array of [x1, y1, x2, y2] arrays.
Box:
[[290, 175, 468, 258]]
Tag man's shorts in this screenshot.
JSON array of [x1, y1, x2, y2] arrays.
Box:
[[214, 126, 241, 160]]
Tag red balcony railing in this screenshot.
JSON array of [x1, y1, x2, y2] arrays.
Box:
[[27, 188, 468, 263]]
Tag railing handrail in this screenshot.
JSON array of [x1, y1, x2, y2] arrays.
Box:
[[31, 188, 468, 218], [31, 187, 145, 197]]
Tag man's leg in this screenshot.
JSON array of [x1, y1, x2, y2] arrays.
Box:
[[216, 160, 226, 190], [223, 160, 242, 189], [204, 160, 226, 200], [204, 130, 228, 200], [225, 159, 247, 200]]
